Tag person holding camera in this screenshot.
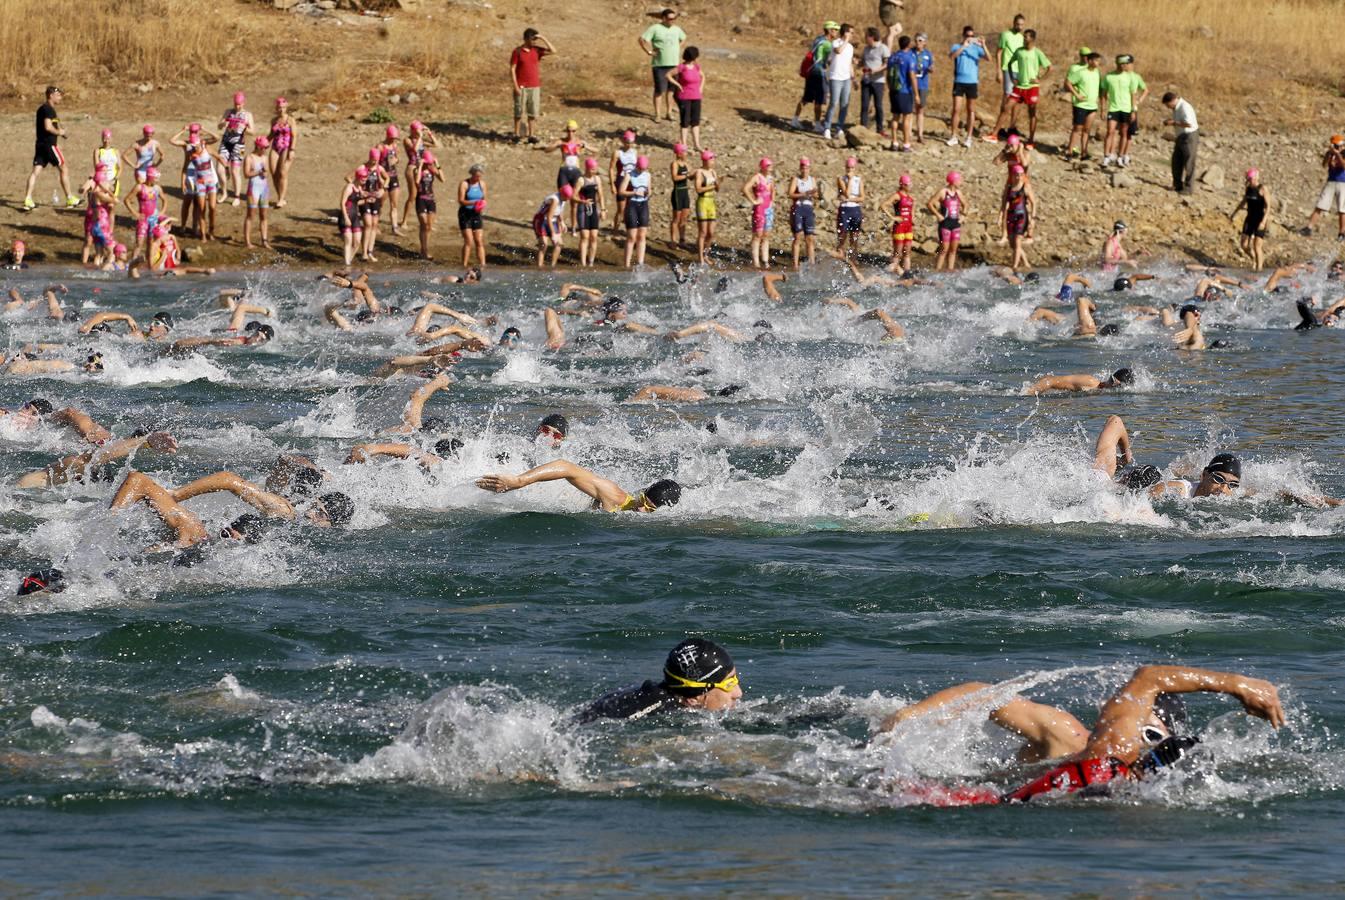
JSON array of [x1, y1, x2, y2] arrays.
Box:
[[1304, 135, 1345, 240]]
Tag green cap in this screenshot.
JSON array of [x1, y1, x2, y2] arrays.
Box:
[[824, 20, 840, 30], [1078, 46, 1091, 56]]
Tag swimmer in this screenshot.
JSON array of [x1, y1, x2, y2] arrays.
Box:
[[1262, 262, 1312, 294], [170, 322, 273, 353], [856, 308, 906, 341], [383, 371, 454, 435], [0, 399, 108, 442], [835, 157, 865, 260], [122, 168, 165, 261], [407, 303, 486, 344], [217, 91, 254, 204], [4, 238, 28, 270], [742, 158, 776, 270], [575, 158, 605, 267], [123, 125, 164, 183], [882, 173, 917, 274], [928, 172, 966, 271], [1190, 273, 1244, 303], [457, 163, 488, 270], [1172, 304, 1205, 350], [999, 164, 1035, 268], [788, 158, 818, 269], [345, 438, 460, 471], [402, 121, 440, 229], [574, 638, 742, 723], [693, 150, 718, 265], [79, 310, 175, 341], [267, 97, 297, 208], [762, 272, 786, 301], [533, 183, 572, 268], [662, 320, 745, 343], [536, 413, 568, 447], [990, 267, 1041, 287], [475, 459, 681, 513], [543, 297, 657, 349], [668, 142, 693, 247], [15, 429, 178, 489], [619, 155, 653, 268], [4, 285, 74, 321], [242, 136, 272, 249], [263, 453, 328, 497], [1230, 168, 1272, 271], [1294, 296, 1345, 330], [876, 663, 1284, 803], [376, 125, 405, 235], [412, 150, 443, 260], [627, 384, 742, 403], [16, 568, 67, 598], [1108, 272, 1157, 292], [609, 130, 638, 231], [1099, 220, 1134, 271], [1025, 367, 1133, 395]]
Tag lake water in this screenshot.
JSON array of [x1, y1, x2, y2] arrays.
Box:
[[2, 264, 1343, 894]]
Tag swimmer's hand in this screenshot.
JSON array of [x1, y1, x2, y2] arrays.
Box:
[[1237, 677, 1285, 728], [475, 473, 522, 494], [143, 431, 179, 453]]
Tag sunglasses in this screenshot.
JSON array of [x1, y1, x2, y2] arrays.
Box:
[[664, 670, 740, 693], [538, 425, 564, 440], [1207, 471, 1239, 488]]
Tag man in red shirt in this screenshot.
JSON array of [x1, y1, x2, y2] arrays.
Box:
[[510, 28, 557, 143]]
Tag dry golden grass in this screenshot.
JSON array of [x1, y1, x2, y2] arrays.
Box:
[[734, 0, 1343, 112], [0, 0, 280, 95]]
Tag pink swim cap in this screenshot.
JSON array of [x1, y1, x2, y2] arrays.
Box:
[[101, 128, 112, 140], [636, 155, 649, 169], [143, 124, 155, 135], [146, 166, 159, 180], [560, 183, 574, 199], [1009, 163, 1025, 174], [421, 150, 436, 164], [151, 225, 167, 239], [846, 156, 858, 167], [409, 120, 423, 133], [899, 173, 912, 186], [189, 123, 202, 133], [114, 243, 127, 256], [13, 239, 25, 250], [584, 157, 599, 171], [947, 171, 962, 185], [622, 130, 636, 142], [355, 165, 370, 178], [368, 147, 382, 162], [1246, 168, 1260, 180], [254, 135, 270, 150], [674, 142, 687, 155], [1007, 134, 1021, 147], [234, 91, 246, 105], [276, 97, 288, 106], [759, 158, 773, 170], [799, 157, 811, 167], [700, 150, 715, 162], [386, 124, 399, 139]]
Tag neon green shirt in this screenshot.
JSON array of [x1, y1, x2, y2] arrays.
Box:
[[997, 29, 1024, 71], [1102, 70, 1147, 114], [641, 23, 687, 68], [1067, 64, 1100, 110], [1010, 47, 1050, 88]]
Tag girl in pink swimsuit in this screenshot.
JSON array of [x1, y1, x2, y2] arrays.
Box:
[[741, 157, 775, 269], [928, 171, 967, 271], [267, 97, 297, 208]]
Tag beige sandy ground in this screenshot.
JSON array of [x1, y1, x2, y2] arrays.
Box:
[[1, 2, 1341, 274]]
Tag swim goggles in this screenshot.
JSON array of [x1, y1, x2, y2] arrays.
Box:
[[664, 669, 740, 694], [1207, 471, 1239, 488]]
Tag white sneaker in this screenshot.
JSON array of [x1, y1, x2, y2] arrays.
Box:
[[791, 116, 801, 129], [946, 136, 959, 146], [1118, 156, 1129, 168], [823, 129, 833, 140], [962, 137, 973, 148], [1102, 155, 1116, 167]]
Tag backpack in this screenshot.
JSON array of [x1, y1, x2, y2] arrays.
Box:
[[799, 51, 814, 78], [809, 36, 832, 76]]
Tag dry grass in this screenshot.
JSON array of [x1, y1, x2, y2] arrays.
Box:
[[726, 0, 1343, 114], [0, 0, 280, 95]]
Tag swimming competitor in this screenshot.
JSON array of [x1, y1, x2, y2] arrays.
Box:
[[79, 310, 175, 341], [122, 125, 163, 182], [475, 459, 681, 512], [574, 638, 742, 723], [627, 384, 742, 402], [1025, 367, 1133, 395], [170, 322, 274, 354], [267, 97, 297, 208], [693, 149, 718, 265], [243, 136, 271, 249], [742, 157, 776, 270], [218, 92, 254, 204], [15, 429, 179, 489]]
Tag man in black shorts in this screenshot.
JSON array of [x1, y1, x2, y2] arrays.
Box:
[[23, 86, 76, 211]]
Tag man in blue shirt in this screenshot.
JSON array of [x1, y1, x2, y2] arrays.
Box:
[[947, 25, 987, 146], [913, 33, 934, 143], [888, 35, 919, 152]]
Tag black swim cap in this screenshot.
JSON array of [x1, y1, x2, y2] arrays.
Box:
[[1296, 299, 1321, 331], [539, 413, 569, 437], [290, 465, 324, 497], [62, 311, 80, 323], [714, 276, 730, 294], [1209, 339, 1230, 349], [17, 568, 66, 597], [1204, 453, 1242, 479], [1098, 323, 1121, 337], [434, 437, 464, 458], [1023, 271, 1040, 283], [1178, 304, 1199, 319], [224, 513, 268, 543], [662, 638, 735, 697], [1117, 464, 1161, 491], [386, 305, 404, 316], [153, 311, 174, 330], [317, 491, 355, 527], [90, 322, 112, 334], [355, 309, 376, 324], [642, 479, 682, 508], [25, 397, 53, 416], [250, 323, 275, 342], [1111, 367, 1134, 385], [1153, 692, 1189, 734], [602, 296, 627, 314], [716, 385, 742, 397], [420, 416, 446, 434], [1112, 277, 1131, 292], [753, 320, 773, 330]]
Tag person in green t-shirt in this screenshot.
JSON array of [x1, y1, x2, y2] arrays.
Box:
[[639, 8, 688, 122], [988, 29, 1050, 146], [1066, 50, 1103, 159], [995, 14, 1025, 96], [1100, 54, 1149, 167]]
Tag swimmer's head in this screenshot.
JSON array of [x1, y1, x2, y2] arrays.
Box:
[[233, 91, 246, 106], [419, 416, 446, 435], [1153, 692, 1189, 735], [1009, 163, 1025, 176], [468, 163, 484, 176], [222, 513, 268, 543], [354, 165, 370, 180], [1200, 453, 1242, 494], [288, 465, 324, 498], [622, 130, 636, 145], [755, 331, 777, 344], [1098, 322, 1122, 337], [559, 183, 574, 199], [1113, 276, 1132, 292], [143, 124, 155, 136], [1104, 367, 1134, 387], [367, 147, 382, 164], [17, 568, 66, 597], [759, 157, 773, 172], [114, 243, 128, 259], [188, 122, 202, 135], [151, 311, 174, 336], [845, 156, 858, 169], [1007, 134, 1022, 147], [1178, 304, 1200, 320], [82, 351, 104, 374], [1117, 464, 1162, 492], [499, 326, 522, 347], [946, 171, 962, 185], [799, 157, 811, 170], [1023, 271, 1040, 283], [713, 276, 729, 294], [434, 437, 464, 458], [145, 166, 160, 182], [538, 413, 568, 443], [254, 135, 270, 151], [275, 97, 288, 109], [700, 150, 715, 163], [566, 119, 579, 132], [1113, 220, 1127, 234], [244, 322, 274, 344], [584, 157, 598, 172], [601, 296, 628, 319], [636, 155, 650, 170], [715, 384, 743, 397], [1245, 168, 1260, 183], [385, 124, 399, 140], [311, 492, 355, 528], [354, 309, 376, 324], [673, 142, 687, 156], [662, 638, 740, 710], [63, 311, 80, 324], [898, 173, 912, 187], [641, 479, 682, 510], [1056, 283, 1074, 302], [100, 128, 112, 141], [22, 397, 53, 417]]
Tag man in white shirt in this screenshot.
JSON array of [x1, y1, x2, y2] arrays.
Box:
[[823, 23, 857, 140], [1162, 91, 1199, 194]]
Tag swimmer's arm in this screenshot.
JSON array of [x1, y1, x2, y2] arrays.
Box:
[[1215, 274, 1244, 288], [44, 288, 67, 319], [544, 308, 566, 350], [227, 303, 273, 331], [324, 303, 352, 331], [408, 302, 450, 335], [417, 324, 488, 344], [825, 296, 862, 312], [878, 681, 996, 733], [49, 407, 113, 444], [628, 385, 708, 402], [170, 471, 296, 520], [1276, 490, 1343, 509], [858, 308, 904, 340], [79, 311, 138, 334], [762, 272, 786, 301], [1062, 273, 1091, 289], [346, 442, 415, 463], [400, 372, 453, 431], [1092, 414, 1131, 475], [109, 470, 209, 547], [1321, 298, 1345, 320], [475, 460, 627, 510], [414, 296, 481, 326], [620, 322, 660, 335], [1086, 666, 1285, 760]]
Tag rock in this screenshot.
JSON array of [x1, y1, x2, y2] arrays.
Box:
[[919, 239, 939, 254], [380, 79, 405, 91], [388, 94, 402, 105], [845, 125, 885, 148], [136, 83, 153, 94], [1110, 171, 1137, 189], [1195, 24, 1215, 39], [317, 0, 336, 8], [404, 92, 420, 105], [273, 0, 301, 7], [1199, 165, 1225, 189]]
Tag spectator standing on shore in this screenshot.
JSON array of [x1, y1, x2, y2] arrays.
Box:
[[888, 35, 918, 152], [793, 22, 838, 133], [511, 28, 556, 144], [947, 25, 987, 147], [990, 30, 1049, 147], [912, 33, 933, 143], [23, 87, 76, 211], [859, 27, 890, 134], [1066, 50, 1102, 160], [1304, 135, 1345, 240], [639, 8, 686, 123], [993, 15, 1026, 123], [668, 46, 704, 151], [1101, 55, 1148, 168], [823, 24, 857, 141], [1162, 90, 1199, 194]]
